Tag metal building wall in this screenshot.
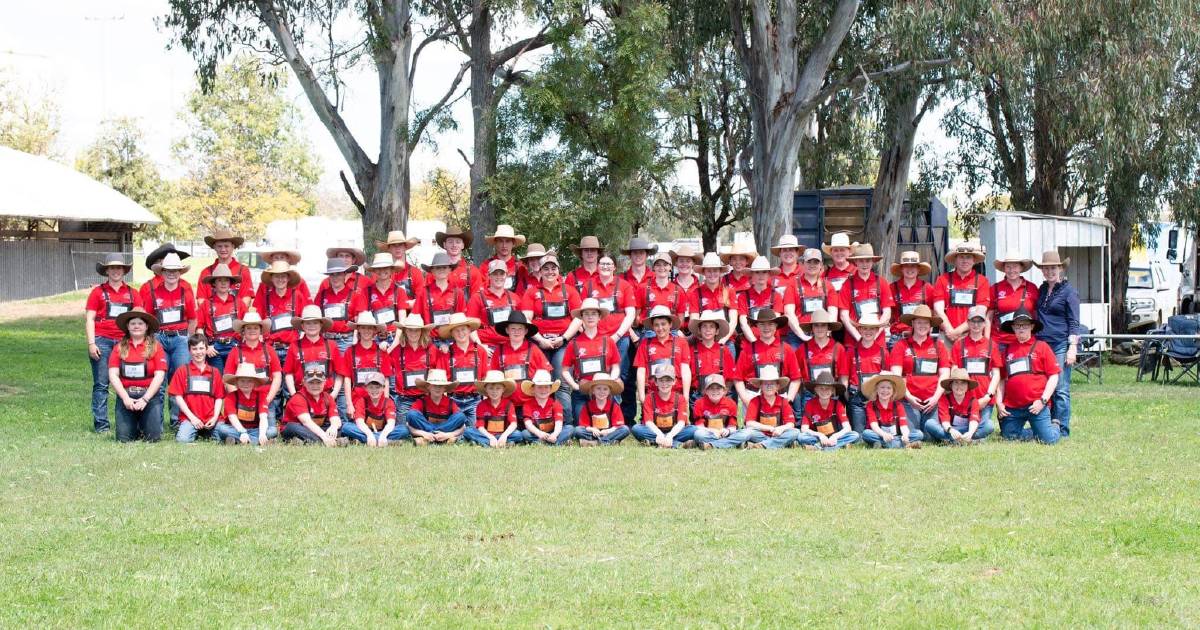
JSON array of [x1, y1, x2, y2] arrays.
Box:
[[0, 240, 125, 302]]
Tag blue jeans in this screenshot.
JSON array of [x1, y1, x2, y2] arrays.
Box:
[[341, 422, 410, 443], [572, 424, 630, 444], [175, 419, 219, 443], [631, 423, 688, 445], [862, 428, 924, 448], [270, 346, 290, 422], [515, 427, 572, 445], [693, 426, 750, 448], [391, 393, 420, 417], [89, 336, 117, 432], [1051, 341, 1072, 436], [545, 344, 572, 422], [209, 339, 236, 374], [1000, 404, 1060, 444], [620, 338, 639, 423], [214, 422, 278, 443], [464, 426, 530, 446], [903, 401, 938, 431], [114, 390, 164, 443], [796, 431, 861, 450], [743, 427, 800, 449], [782, 331, 803, 350], [281, 422, 330, 444], [922, 417, 994, 444], [793, 390, 813, 421], [156, 333, 191, 430], [846, 389, 868, 433], [450, 393, 482, 428], [406, 410, 467, 434]]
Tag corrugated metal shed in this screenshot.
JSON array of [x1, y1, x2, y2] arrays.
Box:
[[0, 146, 160, 224]]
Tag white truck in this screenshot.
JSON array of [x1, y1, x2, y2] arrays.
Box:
[[1130, 222, 1198, 324], [1125, 262, 1176, 329]]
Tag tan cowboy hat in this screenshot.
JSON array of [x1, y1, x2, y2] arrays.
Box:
[[326, 247, 367, 266], [436, 312, 482, 338], [701, 374, 728, 391], [520, 369, 561, 396], [363, 252, 395, 270], [397, 313, 435, 331], [569, 235, 604, 252], [770, 234, 806, 255], [747, 364, 790, 389], [571, 297, 611, 319], [485, 224, 526, 247], [150, 252, 190, 275], [889, 251, 932, 277], [222, 362, 269, 387], [351, 311, 387, 334], [233, 310, 272, 333], [695, 252, 731, 273], [202, 263, 238, 284], [416, 368, 456, 390], [95, 253, 133, 276], [261, 248, 302, 266], [642, 305, 681, 330], [847, 243, 882, 263], [899, 304, 942, 327], [115, 308, 160, 335], [475, 370, 517, 396], [435, 226, 473, 249], [746, 307, 787, 327], [719, 241, 758, 263], [669, 244, 703, 265], [620, 237, 658, 255], [799, 309, 842, 333], [204, 228, 245, 248], [822, 232, 857, 256], [747, 256, 779, 274], [261, 260, 302, 288], [855, 313, 885, 329], [376, 230, 420, 250], [687, 310, 731, 339], [290, 304, 332, 332], [580, 374, 624, 396], [992, 249, 1034, 273], [805, 371, 846, 396], [861, 370, 907, 400], [1034, 250, 1070, 268], [940, 367, 980, 392], [520, 243, 551, 260], [944, 241, 986, 265]]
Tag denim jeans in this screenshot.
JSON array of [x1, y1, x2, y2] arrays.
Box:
[[89, 336, 117, 432], [545, 344, 572, 421], [514, 427, 572, 445], [631, 423, 689, 445], [340, 422, 410, 443], [793, 390, 813, 421], [464, 426, 530, 447], [570, 389, 590, 424], [846, 389, 868, 433], [903, 401, 938, 431], [743, 427, 800, 449], [157, 332, 191, 430], [208, 339, 236, 374], [999, 404, 1060, 444], [450, 393, 482, 428], [861, 428, 924, 448], [620, 338, 640, 423], [572, 424, 630, 445], [693, 426, 741, 448], [114, 390, 164, 443], [270, 346, 290, 422], [796, 431, 860, 450], [922, 417, 994, 444], [782, 330, 803, 350], [281, 422, 330, 444], [1051, 340, 1073, 436], [214, 422, 278, 443], [406, 410, 467, 434], [175, 419, 219, 443]]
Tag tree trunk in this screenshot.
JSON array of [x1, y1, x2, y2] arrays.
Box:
[[1031, 78, 1068, 216], [866, 85, 922, 268], [1106, 166, 1140, 335], [467, 0, 496, 262]]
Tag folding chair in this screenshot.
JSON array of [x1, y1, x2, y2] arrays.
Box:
[[1135, 326, 1167, 382], [1162, 315, 1200, 386], [1072, 329, 1102, 384]]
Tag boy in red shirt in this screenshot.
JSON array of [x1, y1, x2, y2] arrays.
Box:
[[634, 305, 694, 405], [925, 367, 993, 444], [343, 372, 408, 447], [519, 370, 571, 445], [280, 369, 342, 447], [691, 375, 745, 450], [217, 362, 274, 445], [171, 334, 225, 443], [861, 371, 923, 448], [796, 372, 859, 450], [632, 364, 691, 448], [573, 375, 630, 445], [464, 371, 524, 447], [406, 369, 467, 445], [742, 365, 799, 449]]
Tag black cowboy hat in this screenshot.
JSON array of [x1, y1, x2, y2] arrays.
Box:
[[999, 307, 1043, 334], [144, 243, 191, 270], [495, 311, 539, 338]]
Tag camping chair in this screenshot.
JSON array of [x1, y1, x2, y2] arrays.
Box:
[[1072, 329, 1102, 384], [1161, 315, 1200, 386], [1136, 325, 1169, 382]]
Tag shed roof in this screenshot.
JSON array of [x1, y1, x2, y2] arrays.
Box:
[[0, 146, 161, 225]]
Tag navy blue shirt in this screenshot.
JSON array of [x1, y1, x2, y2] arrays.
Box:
[[1036, 280, 1083, 347]]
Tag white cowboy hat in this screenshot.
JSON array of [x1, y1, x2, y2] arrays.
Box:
[[233, 309, 272, 333], [366, 252, 397, 270], [669, 244, 703, 265], [519, 369, 561, 396], [580, 374, 624, 396], [397, 313, 435, 331], [150, 252, 190, 274], [416, 369, 456, 390], [475, 370, 517, 396], [770, 234, 806, 255], [822, 232, 857, 256], [889, 251, 932, 277], [747, 256, 779, 274], [435, 313, 482, 338], [944, 242, 986, 265], [687, 310, 731, 339], [719, 242, 758, 263], [695, 252, 731, 273], [222, 362, 269, 387], [484, 224, 527, 247], [261, 260, 302, 288], [351, 311, 388, 333], [571, 297, 611, 319], [376, 230, 420, 249], [861, 370, 907, 400], [326, 247, 367, 266], [642, 304, 681, 330], [290, 304, 332, 332], [747, 364, 790, 389]]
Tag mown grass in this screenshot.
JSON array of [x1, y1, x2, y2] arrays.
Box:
[[1, 316, 1198, 628]]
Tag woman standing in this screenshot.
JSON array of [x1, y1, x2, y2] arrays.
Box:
[[991, 250, 1040, 355], [1034, 250, 1081, 437], [108, 309, 167, 442], [85, 253, 142, 433]]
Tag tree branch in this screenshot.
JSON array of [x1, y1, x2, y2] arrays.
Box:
[[456, 148, 473, 168], [489, 24, 552, 73], [802, 58, 952, 120], [795, 0, 861, 94], [409, 61, 471, 146], [410, 25, 453, 86], [436, 0, 471, 53], [340, 170, 366, 215]]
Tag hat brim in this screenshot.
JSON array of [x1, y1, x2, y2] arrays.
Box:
[[519, 250, 549, 261], [436, 318, 482, 337], [642, 313, 682, 331], [377, 238, 420, 250], [580, 378, 624, 396], [496, 320, 539, 337], [435, 231, 473, 248], [747, 315, 788, 328], [222, 372, 268, 386], [571, 304, 612, 319], [352, 321, 388, 333], [992, 259, 1034, 273], [687, 317, 731, 339], [944, 251, 986, 265], [569, 242, 604, 253], [485, 234, 527, 247], [799, 318, 842, 332], [747, 376, 791, 389], [696, 263, 732, 274], [398, 321, 436, 331], [325, 248, 366, 266], [203, 274, 238, 285], [520, 380, 561, 396], [262, 250, 302, 266], [1034, 258, 1070, 269], [940, 377, 979, 392], [232, 318, 272, 333], [261, 270, 302, 288], [719, 251, 756, 263], [999, 317, 1043, 334], [416, 378, 455, 390], [861, 374, 906, 400], [805, 380, 846, 395], [475, 379, 517, 396], [889, 262, 932, 277], [323, 265, 359, 275], [621, 243, 658, 255], [769, 243, 806, 255], [150, 263, 191, 275], [291, 316, 332, 332], [204, 235, 245, 248], [669, 252, 703, 265], [899, 312, 943, 327], [115, 310, 160, 335], [96, 262, 133, 276], [822, 242, 858, 256], [847, 255, 882, 264]]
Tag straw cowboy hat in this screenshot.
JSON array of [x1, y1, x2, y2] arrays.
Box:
[[687, 310, 731, 339], [204, 228, 244, 248], [261, 260, 302, 288], [291, 304, 332, 332], [805, 371, 846, 396], [351, 311, 387, 334], [642, 304, 681, 330], [620, 237, 658, 255], [365, 252, 397, 270], [1034, 250, 1070, 268], [998, 307, 1043, 334], [520, 369, 561, 396], [993, 249, 1034, 273], [376, 230, 420, 250], [144, 243, 190, 270], [889, 251, 932, 277], [855, 313, 885, 329], [520, 243, 553, 261], [475, 370, 517, 396], [116, 308, 160, 335], [940, 367, 979, 392], [580, 374, 624, 396], [770, 234, 806, 255], [326, 247, 367, 266], [569, 235, 604, 252], [435, 226, 473, 249], [233, 310, 272, 334], [495, 311, 538, 337], [222, 362, 269, 387], [822, 232, 857, 256], [701, 374, 728, 391], [422, 252, 454, 271], [202, 263, 238, 284], [847, 243, 882, 264], [747, 364, 790, 389], [861, 370, 906, 400], [747, 256, 779, 274], [261, 248, 302, 266], [150, 252, 190, 275], [669, 244, 703, 265], [944, 241, 986, 265], [95, 253, 133, 276], [695, 252, 731, 274], [436, 312, 482, 338], [746, 307, 788, 327], [322, 257, 358, 275], [397, 313, 435, 331], [799, 309, 842, 333], [899, 304, 943, 327], [485, 224, 526, 247], [571, 297, 611, 319], [720, 241, 758, 263], [416, 368, 456, 390]]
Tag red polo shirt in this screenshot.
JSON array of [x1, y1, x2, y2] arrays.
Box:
[[390, 343, 447, 397], [735, 338, 801, 383], [353, 280, 411, 333], [637, 278, 686, 321], [619, 267, 652, 294], [521, 281, 582, 336], [579, 276, 636, 338], [167, 362, 224, 419], [254, 286, 310, 345], [87, 281, 142, 340], [802, 397, 848, 431], [723, 271, 751, 293], [839, 272, 895, 325], [563, 331, 619, 383], [227, 388, 268, 428], [694, 282, 733, 317], [353, 393, 396, 430], [313, 281, 356, 335], [522, 397, 563, 433], [889, 335, 949, 400], [490, 341, 551, 405], [674, 274, 701, 319], [938, 393, 981, 426], [691, 395, 738, 429], [198, 294, 246, 340], [746, 394, 795, 427], [344, 342, 394, 398], [415, 281, 468, 334], [253, 280, 311, 314], [448, 257, 485, 294], [391, 264, 426, 300], [475, 397, 518, 434], [797, 338, 849, 382], [197, 259, 254, 303], [642, 391, 687, 429], [792, 276, 842, 324], [634, 334, 693, 393], [225, 341, 281, 385], [479, 255, 528, 294], [445, 342, 489, 395], [866, 399, 907, 429], [736, 285, 789, 318], [847, 338, 889, 387], [991, 278, 1039, 344], [934, 270, 992, 330], [565, 266, 600, 296], [950, 335, 1004, 393], [889, 278, 932, 337], [282, 388, 336, 427], [774, 264, 802, 288], [824, 263, 857, 292], [412, 394, 459, 422], [466, 287, 522, 347], [1000, 338, 1060, 409], [109, 339, 167, 389], [284, 336, 346, 392], [689, 339, 735, 383], [579, 398, 624, 429], [140, 281, 196, 332]]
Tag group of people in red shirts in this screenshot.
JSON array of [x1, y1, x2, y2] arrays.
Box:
[[86, 224, 1076, 447]]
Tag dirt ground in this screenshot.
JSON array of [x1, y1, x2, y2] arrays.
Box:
[[0, 293, 86, 323]]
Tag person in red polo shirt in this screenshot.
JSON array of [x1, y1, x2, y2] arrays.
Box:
[[375, 230, 425, 298], [467, 259, 523, 352], [737, 256, 791, 342], [108, 309, 167, 442], [312, 256, 359, 353], [565, 235, 604, 294], [416, 252, 470, 345], [822, 232, 858, 293], [670, 244, 702, 315], [637, 252, 688, 330], [352, 253, 411, 353], [742, 365, 799, 449], [632, 364, 691, 447], [839, 244, 895, 343], [990, 250, 1040, 353], [320, 246, 368, 297], [770, 234, 805, 288], [343, 372, 409, 446], [720, 241, 756, 293], [197, 263, 248, 374], [690, 375, 745, 449], [283, 305, 347, 420], [933, 242, 992, 344], [343, 312, 393, 419], [888, 250, 933, 345], [888, 304, 949, 431], [217, 362, 274, 445], [171, 334, 225, 443], [438, 313, 488, 425], [251, 249, 311, 306], [464, 371, 525, 447], [489, 312, 551, 414], [691, 253, 737, 348], [734, 308, 801, 406], [845, 314, 888, 433], [406, 369, 468, 445], [860, 371, 922, 448], [572, 374, 630, 445], [280, 369, 342, 446], [949, 305, 1003, 428], [254, 260, 309, 362], [997, 309, 1061, 443], [634, 305, 693, 407], [389, 313, 446, 416], [225, 310, 283, 428], [479, 224, 528, 294], [795, 310, 848, 413], [141, 252, 197, 431], [925, 367, 994, 444], [796, 372, 859, 450], [521, 254, 582, 414], [619, 237, 656, 292], [517, 370, 571, 445], [580, 255, 637, 411], [87, 254, 143, 433], [785, 248, 842, 345], [686, 311, 736, 405], [521, 244, 553, 287], [196, 228, 254, 307], [436, 226, 484, 294], [561, 298, 621, 423]]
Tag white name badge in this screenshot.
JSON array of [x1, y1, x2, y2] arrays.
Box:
[[1007, 357, 1031, 375], [999, 311, 1015, 324], [454, 368, 476, 383], [504, 366, 527, 381], [404, 372, 422, 388], [901, 303, 919, 315], [373, 308, 396, 325], [914, 358, 938, 375], [432, 312, 452, 326], [323, 303, 346, 320], [214, 314, 234, 333], [107, 303, 130, 318], [188, 376, 211, 393], [272, 313, 293, 330], [803, 297, 824, 314], [857, 300, 880, 316], [580, 357, 604, 376], [504, 275, 517, 290], [122, 363, 145, 379], [489, 308, 512, 325], [598, 297, 617, 312], [965, 357, 988, 375], [950, 289, 975, 306], [545, 303, 567, 318], [159, 306, 183, 324], [811, 366, 832, 380], [355, 370, 380, 385]]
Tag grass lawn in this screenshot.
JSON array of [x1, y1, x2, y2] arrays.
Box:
[[1, 316, 1198, 628]]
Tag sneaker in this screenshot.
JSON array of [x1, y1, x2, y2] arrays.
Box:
[[747, 441, 765, 449], [579, 439, 598, 447], [680, 440, 696, 449], [224, 437, 237, 445], [336, 437, 350, 447], [700, 442, 713, 450], [906, 441, 922, 449]]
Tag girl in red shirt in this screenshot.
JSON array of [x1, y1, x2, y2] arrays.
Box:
[[86, 254, 142, 433], [861, 371, 923, 448], [573, 375, 630, 445], [464, 371, 523, 448], [389, 314, 445, 416], [926, 367, 993, 444], [198, 264, 247, 373], [796, 372, 859, 450], [438, 313, 488, 427], [108, 309, 167, 442]]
